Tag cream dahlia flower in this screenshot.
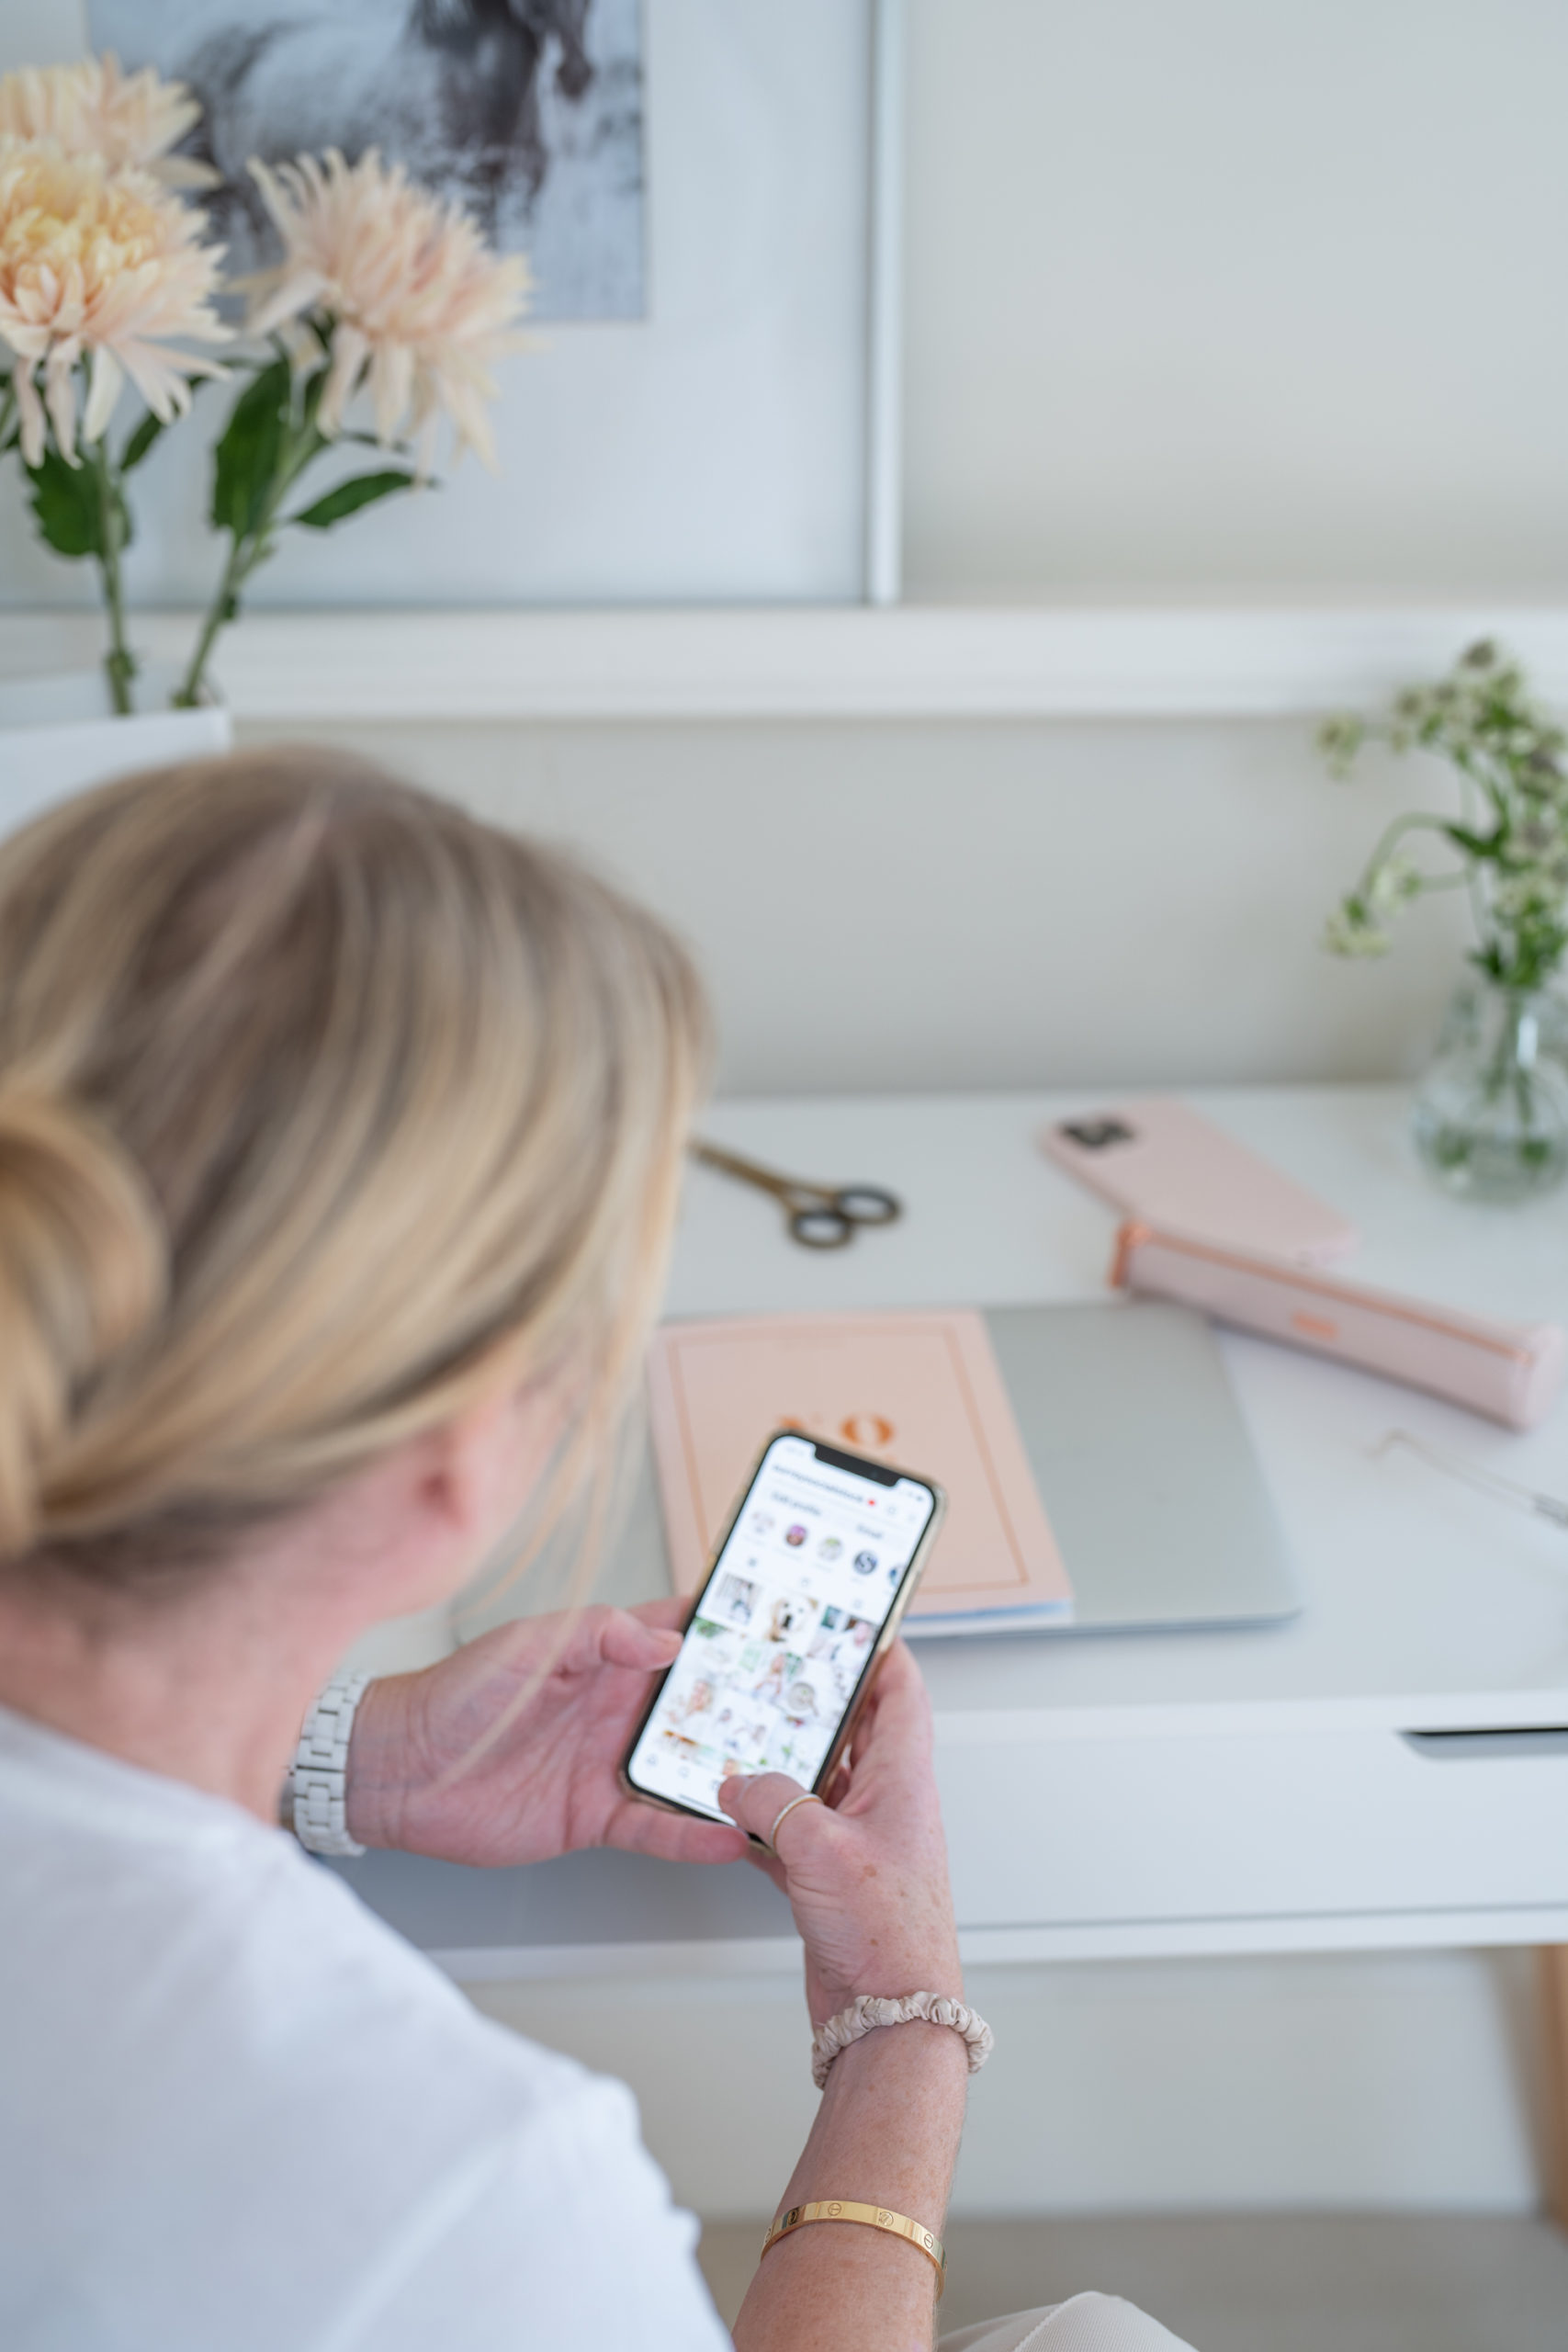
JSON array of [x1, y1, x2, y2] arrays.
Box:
[[246, 149, 530, 471], [0, 54, 216, 188], [0, 138, 228, 465]]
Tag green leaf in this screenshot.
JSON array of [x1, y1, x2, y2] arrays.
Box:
[[120, 407, 167, 473], [299, 364, 332, 436], [210, 358, 291, 538], [1443, 822, 1502, 861], [25, 447, 105, 559], [287, 469, 419, 530]]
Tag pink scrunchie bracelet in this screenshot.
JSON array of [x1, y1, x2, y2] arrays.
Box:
[[809, 1992, 995, 2091]]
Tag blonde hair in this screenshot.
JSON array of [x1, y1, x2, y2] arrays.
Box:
[[0, 747, 708, 1579]]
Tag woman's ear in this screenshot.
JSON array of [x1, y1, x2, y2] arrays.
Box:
[[309, 1375, 566, 1627], [424, 1378, 563, 1555]]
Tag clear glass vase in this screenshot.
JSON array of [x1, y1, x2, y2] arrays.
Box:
[[1411, 978, 1568, 1202]]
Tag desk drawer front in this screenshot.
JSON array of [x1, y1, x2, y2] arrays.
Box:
[[939, 1728, 1568, 1928]]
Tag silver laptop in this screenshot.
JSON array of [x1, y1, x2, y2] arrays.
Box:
[[564, 1299, 1297, 1642], [976, 1298, 1296, 1634]]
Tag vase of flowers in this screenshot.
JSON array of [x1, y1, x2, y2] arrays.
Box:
[[0, 53, 528, 820], [1322, 639, 1568, 1203], [1404, 977, 1568, 1202]]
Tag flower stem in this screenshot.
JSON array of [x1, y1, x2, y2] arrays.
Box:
[[174, 532, 249, 709], [1478, 991, 1540, 1135], [1350, 808, 1463, 905], [174, 413, 317, 710], [86, 439, 136, 718]]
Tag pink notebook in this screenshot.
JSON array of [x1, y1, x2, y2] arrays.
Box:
[[645, 1309, 1073, 1629]]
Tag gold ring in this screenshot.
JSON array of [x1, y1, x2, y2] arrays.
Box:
[[768, 1792, 824, 1853]]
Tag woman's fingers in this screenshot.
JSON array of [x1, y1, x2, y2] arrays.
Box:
[[835, 1643, 932, 1772], [628, 1595, 694, 1634], [494, 1602, 681, 1676], [596, 1605, 682, 1671], [462, 1599, 691, 1688], [859, 1640, 931, 1734], [716, 1770, 828, 1853], [610, 1795, 746, 1865]]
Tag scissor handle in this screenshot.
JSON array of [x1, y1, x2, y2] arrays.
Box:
[[788, 1204, 856, 1250], [831, 1185, 901, 1227], [692, 1140, 903, 1250]]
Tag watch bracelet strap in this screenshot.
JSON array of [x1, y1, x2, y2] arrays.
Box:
[[761, 2200, 945, 2295], [289, 1671, 373, 1857]]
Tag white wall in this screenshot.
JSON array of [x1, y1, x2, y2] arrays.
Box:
[[21, 0, 1568, 608], [239, 714, 1472, 1095], [903, 0, 1568, 598], [470, 1948, 1546, 2220]]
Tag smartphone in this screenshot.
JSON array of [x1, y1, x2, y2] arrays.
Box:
[[620, 1429, 945, 1833], [1040, 1096, 1358, 1265]]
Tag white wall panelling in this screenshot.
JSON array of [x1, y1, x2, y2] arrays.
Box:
[[233, 711, 1472, 1094], [6, 606, 1568, 724], [469, 1950, 1545, 2220]]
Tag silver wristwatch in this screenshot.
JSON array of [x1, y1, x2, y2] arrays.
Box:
[[289, 1671, 373, 1857]]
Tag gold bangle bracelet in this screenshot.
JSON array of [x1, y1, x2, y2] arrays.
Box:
[[760, 2199, 946, 2297]]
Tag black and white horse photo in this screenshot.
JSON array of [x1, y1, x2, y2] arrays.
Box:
[[87, 0, 645, 320]]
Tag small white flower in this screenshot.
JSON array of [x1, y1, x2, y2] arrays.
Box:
[[1368, 856, 1424, 910], [1325, 902, 1391, 958]]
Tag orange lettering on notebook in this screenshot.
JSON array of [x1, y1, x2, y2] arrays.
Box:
[[646, 1310, 1072, 1623]]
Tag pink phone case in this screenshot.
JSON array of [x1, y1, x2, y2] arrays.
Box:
[[1041, 1097, 1359, 1265], [1111, 1220, 1565, 1430]]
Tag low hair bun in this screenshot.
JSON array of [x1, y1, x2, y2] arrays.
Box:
[[0, 1084, 165, 1561], [0, 748, 706, 1584]]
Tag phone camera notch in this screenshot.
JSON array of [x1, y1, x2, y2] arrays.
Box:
[[1061, 1118, 1135, 1151]]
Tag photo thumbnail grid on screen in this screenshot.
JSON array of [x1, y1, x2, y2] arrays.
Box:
[[629, 1440, 933, 1817]]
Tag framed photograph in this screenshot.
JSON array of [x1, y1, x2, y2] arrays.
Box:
[[39, 0, 902, 608], [87, 0, 647, 323]]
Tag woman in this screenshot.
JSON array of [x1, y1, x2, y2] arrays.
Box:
[[0, 750, 1191, 2350]]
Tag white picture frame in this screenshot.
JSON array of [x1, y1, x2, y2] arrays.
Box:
[[863, 0, 904, 606], [0, 0, 906, 612]]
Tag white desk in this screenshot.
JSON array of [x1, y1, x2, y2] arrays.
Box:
[[338, 1085, 1568, 1983]]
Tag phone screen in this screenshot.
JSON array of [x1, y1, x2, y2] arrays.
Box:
[[624, 1431, 939, 1824]]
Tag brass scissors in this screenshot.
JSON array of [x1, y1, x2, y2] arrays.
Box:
[[692, 1140, 903, 1250]]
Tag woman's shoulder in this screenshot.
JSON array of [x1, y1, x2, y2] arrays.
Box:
[[0, 1729, 728, 2351], [260, 1840, 607, 2125], [0, 1702, 601, 2153]]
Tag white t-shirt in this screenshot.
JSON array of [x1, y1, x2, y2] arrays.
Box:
[[0, 1703, 731, 2352]]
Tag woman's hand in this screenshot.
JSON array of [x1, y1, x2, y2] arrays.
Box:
[[344, 1601, 746, 1869], [716, 1640, 961, 2030]]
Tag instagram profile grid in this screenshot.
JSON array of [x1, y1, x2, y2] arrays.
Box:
[[628, 1439, 934, 1819]]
